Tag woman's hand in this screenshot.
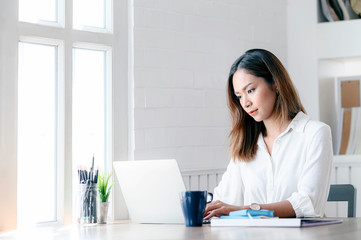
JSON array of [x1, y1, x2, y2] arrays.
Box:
[[203, 200, 245, 220]]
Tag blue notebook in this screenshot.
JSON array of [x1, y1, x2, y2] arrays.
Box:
[[220, 209, 274, 219]]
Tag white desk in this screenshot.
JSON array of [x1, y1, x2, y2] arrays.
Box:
[[1, 218, 361, 240]]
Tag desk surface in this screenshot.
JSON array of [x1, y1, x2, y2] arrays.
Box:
[[1, 218, 361, 240]]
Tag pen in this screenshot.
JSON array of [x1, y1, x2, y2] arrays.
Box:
[[90, 155, 95, 183], [95, 167, 99, 183]]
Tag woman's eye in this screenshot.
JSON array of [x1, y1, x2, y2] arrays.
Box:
[[236, 95, 241, 99], [248, 89, 254, 94]]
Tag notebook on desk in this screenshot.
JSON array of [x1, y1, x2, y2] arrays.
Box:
[[211, 217, 343, 227], [113, 159, 186, 224]]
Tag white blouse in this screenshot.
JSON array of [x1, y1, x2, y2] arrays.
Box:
[[213, 112, 333, 217]]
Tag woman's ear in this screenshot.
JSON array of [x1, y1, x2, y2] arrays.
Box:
[[273, 83, 279, 96], [272, 82, 277, 91]]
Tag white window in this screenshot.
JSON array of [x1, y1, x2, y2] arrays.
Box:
[[72, 46, 112, 173], [17, 41, 59, 226], [15, 0, 124, 226], [19, 0, 63, 27], [73, 0, 112, 32]]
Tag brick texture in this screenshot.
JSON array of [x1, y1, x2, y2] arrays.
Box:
[[133, 0, 287, 171]]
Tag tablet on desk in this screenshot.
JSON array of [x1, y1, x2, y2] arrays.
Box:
[[113, 159, 186, 224]]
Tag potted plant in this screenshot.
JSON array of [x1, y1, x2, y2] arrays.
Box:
[[97, 170, 114, 224]]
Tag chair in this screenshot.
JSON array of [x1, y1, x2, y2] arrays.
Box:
[[327, 184, 357, 217]]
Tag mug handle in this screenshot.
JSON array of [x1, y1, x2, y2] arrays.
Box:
[[207, 192, 213, 203]]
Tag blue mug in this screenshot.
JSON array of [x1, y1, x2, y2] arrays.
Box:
[[180, 191, 213, 227]]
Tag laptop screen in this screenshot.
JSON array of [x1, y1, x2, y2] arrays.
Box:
[[113, 159, 186, 224]]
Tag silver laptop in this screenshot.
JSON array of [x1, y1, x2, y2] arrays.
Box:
[[113, 159, 186, 224]]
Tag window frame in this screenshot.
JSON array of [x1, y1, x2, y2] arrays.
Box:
[[17, 36, 65, 226], [12, 0, 128, 226]]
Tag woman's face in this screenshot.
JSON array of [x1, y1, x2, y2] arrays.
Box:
[[232, 69, 277, 122]]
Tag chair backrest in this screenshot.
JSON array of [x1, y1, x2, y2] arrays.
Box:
[[327, 184, 357, 217]]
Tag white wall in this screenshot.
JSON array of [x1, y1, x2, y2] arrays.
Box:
[[0, 0, 18, 232], [132, 0, 288, 171]]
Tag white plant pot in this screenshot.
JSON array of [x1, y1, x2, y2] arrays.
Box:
[[99, 202, 109, 224]]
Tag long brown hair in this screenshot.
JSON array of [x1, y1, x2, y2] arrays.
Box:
[[227, 49, 305, 162]]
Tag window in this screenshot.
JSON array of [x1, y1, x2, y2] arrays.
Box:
[[19, 0, 62, 27], [15, 0, 121, 226], [17, 41, 59, 226], [72, 46, 112, 173], [73, 0, 112, 32]]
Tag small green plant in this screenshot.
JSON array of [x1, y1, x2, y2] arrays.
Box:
[[98, 170, 114, 202]]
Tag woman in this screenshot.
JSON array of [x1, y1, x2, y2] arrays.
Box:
[[204, 49, 333, 219]]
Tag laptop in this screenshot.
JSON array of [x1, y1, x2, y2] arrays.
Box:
[[113, 159, 186, 224]]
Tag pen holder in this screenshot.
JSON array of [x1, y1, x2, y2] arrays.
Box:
[[76, 183, 99, 224]]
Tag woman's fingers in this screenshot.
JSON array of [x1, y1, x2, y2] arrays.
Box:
[[204, 208, 219, 220], [204, 200, 223, 218], [204, 200, 237, 220], [205, 200, 222, 214], [204, 200, 246, 220]]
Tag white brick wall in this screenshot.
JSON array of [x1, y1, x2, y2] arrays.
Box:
[[133, 0, 287, 171]]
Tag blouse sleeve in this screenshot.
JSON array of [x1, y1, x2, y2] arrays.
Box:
[[287, 124, 333, 217], [213, 159, 244, 206]]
